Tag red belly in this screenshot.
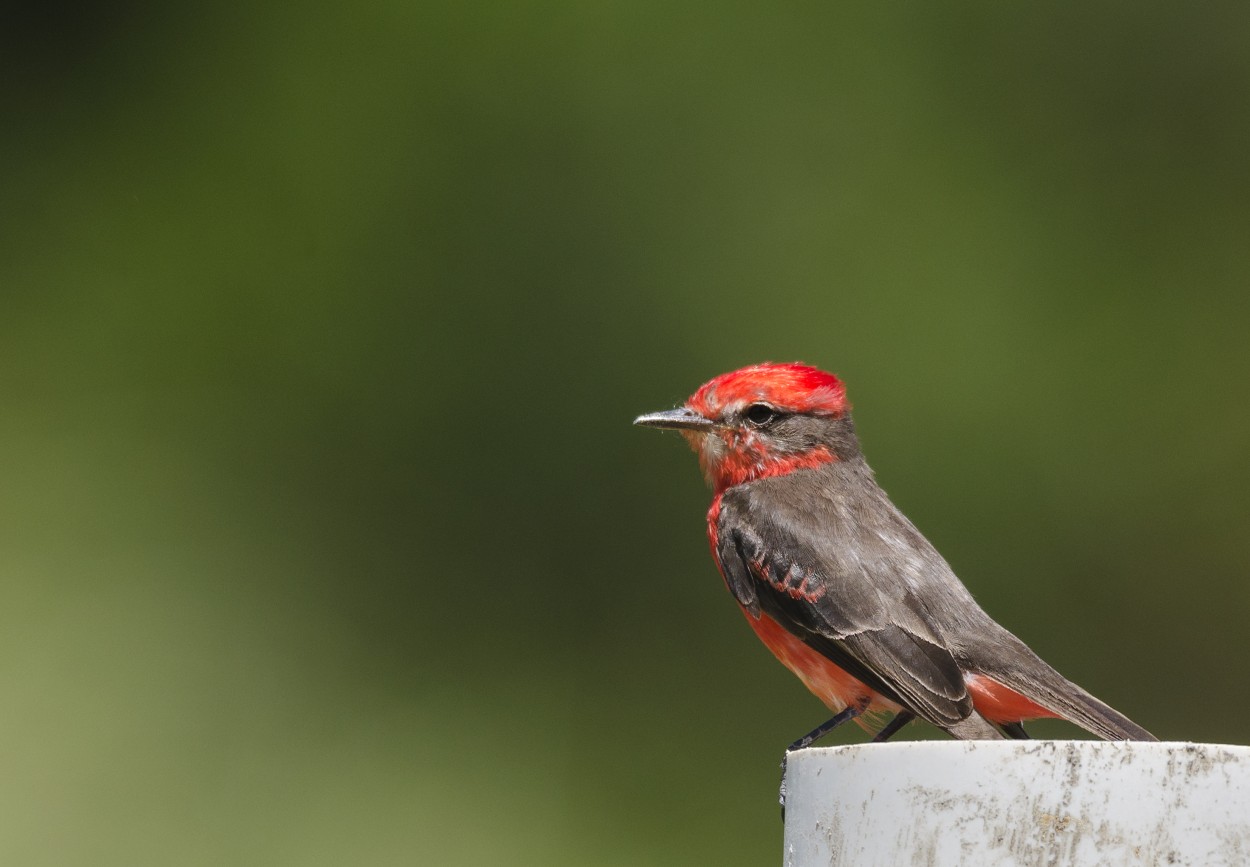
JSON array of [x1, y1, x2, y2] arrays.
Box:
[[744, 610, 1056, 725], [743, 610, 900, 717]]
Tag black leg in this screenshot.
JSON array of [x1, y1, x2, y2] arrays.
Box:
[[780, 703, 866, 818], [871, 711, 916, 742], [1001, 721, 1030, 740], [785, 704, 864, 753]]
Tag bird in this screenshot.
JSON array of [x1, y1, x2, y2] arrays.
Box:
[[634, 361, 1156, 748]]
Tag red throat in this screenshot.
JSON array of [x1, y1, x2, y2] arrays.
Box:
[[700, 438, 837, 493]]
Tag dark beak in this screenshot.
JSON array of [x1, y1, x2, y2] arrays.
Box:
[[633, 407, 717, 432]]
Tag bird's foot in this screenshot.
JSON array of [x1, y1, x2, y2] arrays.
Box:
[[870, 710, 917, 743]]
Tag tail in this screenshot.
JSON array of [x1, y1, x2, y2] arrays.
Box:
[[970, 631, 1157, 741], [1009, 673, 1156, 741]]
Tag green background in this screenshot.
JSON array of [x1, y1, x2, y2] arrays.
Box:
[[3, 2, 1249, 864]]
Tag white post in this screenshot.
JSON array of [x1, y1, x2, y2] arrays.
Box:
[[782, 741, 1250, 866]]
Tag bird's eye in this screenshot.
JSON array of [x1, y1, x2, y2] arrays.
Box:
[[744, 403, 779, 426]]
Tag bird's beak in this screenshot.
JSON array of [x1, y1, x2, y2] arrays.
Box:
[[633, 407, 718, 432]]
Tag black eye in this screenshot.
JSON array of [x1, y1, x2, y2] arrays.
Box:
[[744, 403, 779, 426]]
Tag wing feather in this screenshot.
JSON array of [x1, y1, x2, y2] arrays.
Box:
[[716, 477, 977, 728]]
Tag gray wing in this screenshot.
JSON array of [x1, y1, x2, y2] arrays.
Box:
[[716, 473, 995, 734]]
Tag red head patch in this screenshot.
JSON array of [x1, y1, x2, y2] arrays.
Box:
[[687, 362, 848, 419]]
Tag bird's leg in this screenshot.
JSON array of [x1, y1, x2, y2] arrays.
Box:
[[870, 711, 916, 743], [785, 704, 864, 753], [780, 703, 866, 818], [1000, 721, 1030, 739]]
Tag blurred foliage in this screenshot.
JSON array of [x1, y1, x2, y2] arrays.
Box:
[[2, 0, 1249, 863]]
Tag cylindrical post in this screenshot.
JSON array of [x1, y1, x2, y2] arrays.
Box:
[[783, 741, 1250, 866]]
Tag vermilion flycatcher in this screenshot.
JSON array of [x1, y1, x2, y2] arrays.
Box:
[[635, 362, 1155, 746]]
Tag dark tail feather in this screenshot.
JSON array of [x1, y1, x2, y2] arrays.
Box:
[[1026, 678, 1157, 741], [970, 625, 1157, 741]]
